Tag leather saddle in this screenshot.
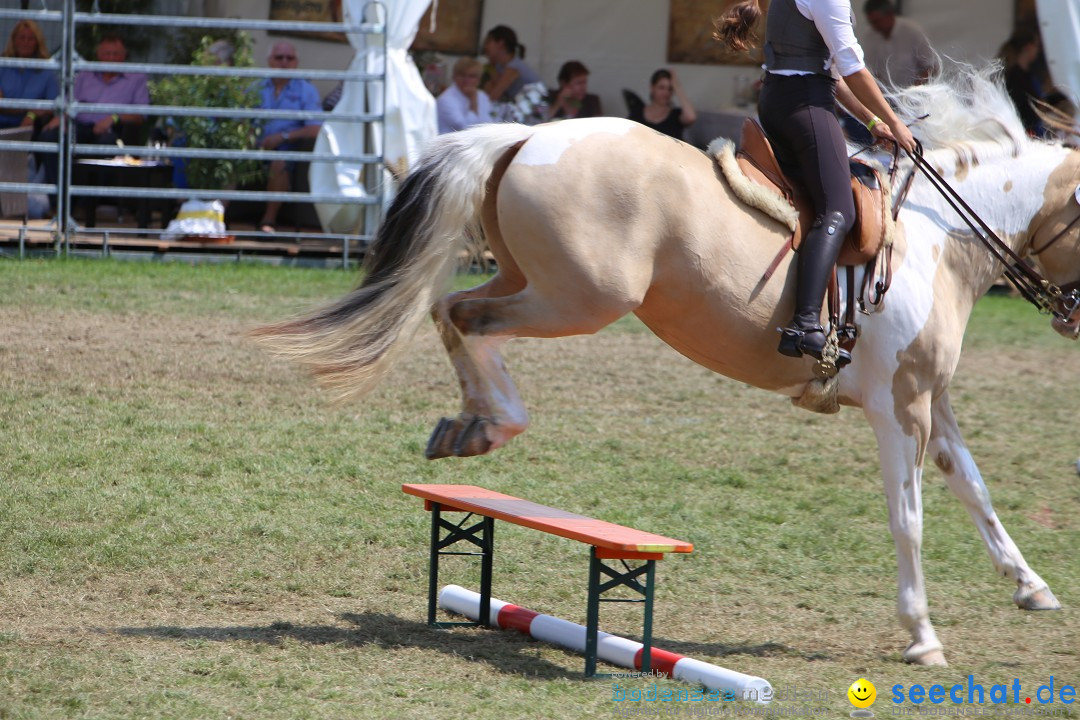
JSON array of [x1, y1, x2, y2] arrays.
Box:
[[736, 118, 887, 266]]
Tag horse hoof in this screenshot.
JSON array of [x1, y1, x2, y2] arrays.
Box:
[[425, 417, 456, 460], [424, 415, 494, 459], [452, 415, 493, 457], [1014, 585, 1062, 611], [903, 641, 948, 666]]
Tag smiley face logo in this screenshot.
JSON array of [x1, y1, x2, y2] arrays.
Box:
[[848, 678, 877, 709]]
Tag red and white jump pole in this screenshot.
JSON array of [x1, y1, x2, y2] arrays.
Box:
[[439, 585, 772, 702]]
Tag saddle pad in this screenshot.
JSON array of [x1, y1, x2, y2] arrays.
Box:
[[710, 119, 894, 266]]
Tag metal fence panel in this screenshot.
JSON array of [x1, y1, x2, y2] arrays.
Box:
[[0, 0, 386, 266]]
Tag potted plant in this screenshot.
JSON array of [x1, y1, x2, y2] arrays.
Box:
[[150, 34, 264, 240]]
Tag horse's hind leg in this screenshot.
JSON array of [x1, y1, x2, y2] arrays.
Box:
[[428, 282, 636, 459], [427, 274, 528, 459], [928, 391, 1061, 610]]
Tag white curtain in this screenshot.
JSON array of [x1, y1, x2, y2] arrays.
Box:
[[1038, 0, 1080, 106], [311, 0, 438, 235]]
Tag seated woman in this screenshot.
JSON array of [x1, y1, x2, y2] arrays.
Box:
[[628, 68, 696, 141], [0, 20, 58, 133], [437, 57, 493, 134], [481, 25, 542, 103], [546, 61, 602, 120]]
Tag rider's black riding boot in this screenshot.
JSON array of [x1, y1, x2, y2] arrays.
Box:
[[777, 210, 852, 367]]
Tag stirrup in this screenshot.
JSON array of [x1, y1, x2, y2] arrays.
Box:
[[777, 325, 852, 368]]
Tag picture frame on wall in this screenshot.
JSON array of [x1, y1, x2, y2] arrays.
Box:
[[411, 0, 486, 56], [668, 0, 770, 65], [269, 0, 347, 44]]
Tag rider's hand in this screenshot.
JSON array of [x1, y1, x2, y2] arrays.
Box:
[[873, 118, 916, 153]]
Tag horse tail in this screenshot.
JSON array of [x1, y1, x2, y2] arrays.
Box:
[[251, 123, 537, 400]]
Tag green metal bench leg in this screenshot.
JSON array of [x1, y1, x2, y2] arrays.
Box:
[[585, 547, 602, 676], [584, 548, 658, 677], [427, 502, 442, 626], [641, 560, 656, 673], [478, 516, 494, 627], [427, 502, 495, 628]]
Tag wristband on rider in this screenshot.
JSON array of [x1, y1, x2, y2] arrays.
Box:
[[111, 113, 120, 125], [866, 115, 882, 132], [26, 111, 37, 121]]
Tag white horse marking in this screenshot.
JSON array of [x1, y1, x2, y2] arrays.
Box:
[[514, 117, 636, 167]]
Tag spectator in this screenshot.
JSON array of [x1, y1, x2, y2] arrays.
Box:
[[40, 34, 149, 187], [628, 68, 696, 141], [546, 61, 602, 120], [0, 20, 58, 132], [480, 25, 541, 102], [255, 40, 321, 234], [999, 27, 1048, 137], [862, 0, 936, 88], [437, 57, 493, 134]]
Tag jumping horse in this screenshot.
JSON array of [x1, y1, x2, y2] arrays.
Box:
[[255, 67, 1080, 665]]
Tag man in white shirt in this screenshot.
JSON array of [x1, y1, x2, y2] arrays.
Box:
[[862, 0, 937, 87], [437, 57, 493, 134]]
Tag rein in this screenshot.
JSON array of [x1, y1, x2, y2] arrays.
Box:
[[905, 141, 1080, 324]]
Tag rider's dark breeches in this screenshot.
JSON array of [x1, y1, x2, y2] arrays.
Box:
[[758, 72, 855, 230], [759, 73, 856, 332]]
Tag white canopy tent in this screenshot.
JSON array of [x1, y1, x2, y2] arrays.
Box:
[[310, 0, 437, 235], [1038, 0, 1080, 106]]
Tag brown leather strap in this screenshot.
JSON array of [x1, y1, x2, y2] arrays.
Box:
[[866, 242, 893, 307], [1031, 211, 1080, 255], [760, 236, 794, 286], [892, 166, 917, 221], [840, 265, 858, 351], [875, 166, 888, 244], [828, 266, 840, 330]]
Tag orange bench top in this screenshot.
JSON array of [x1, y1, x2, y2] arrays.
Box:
[[402, 484, 693, 555]]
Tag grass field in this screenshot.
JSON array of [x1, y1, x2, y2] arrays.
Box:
[[2, 259, 1078, 719]]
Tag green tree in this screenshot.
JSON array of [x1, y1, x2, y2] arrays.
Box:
[[149, 34, 264, 192]]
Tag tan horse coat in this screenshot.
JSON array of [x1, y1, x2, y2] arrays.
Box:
[[255, 69, 1080, 665]]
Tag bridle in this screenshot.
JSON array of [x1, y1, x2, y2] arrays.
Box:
[[903, 141, 1080, 325]]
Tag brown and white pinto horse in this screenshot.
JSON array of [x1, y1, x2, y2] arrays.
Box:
[[255, 67, 1080, 665]]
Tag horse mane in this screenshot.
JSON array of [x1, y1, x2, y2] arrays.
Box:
[[886, 62, 1032, 165]]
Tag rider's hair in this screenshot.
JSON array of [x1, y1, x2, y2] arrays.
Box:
[[713, 0, 764, 53]]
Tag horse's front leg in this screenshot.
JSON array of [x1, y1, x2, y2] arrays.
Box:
[[866, 392, 947, 666], [928, 391, 1060, 610]]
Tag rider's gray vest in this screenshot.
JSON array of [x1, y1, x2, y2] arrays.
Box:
[[763, 0, 832, 77]]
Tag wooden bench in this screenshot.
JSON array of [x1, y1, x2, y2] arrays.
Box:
[[402, 483, 693, 676]]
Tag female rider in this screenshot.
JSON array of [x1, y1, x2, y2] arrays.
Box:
[[717, 0, 917, 364]]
